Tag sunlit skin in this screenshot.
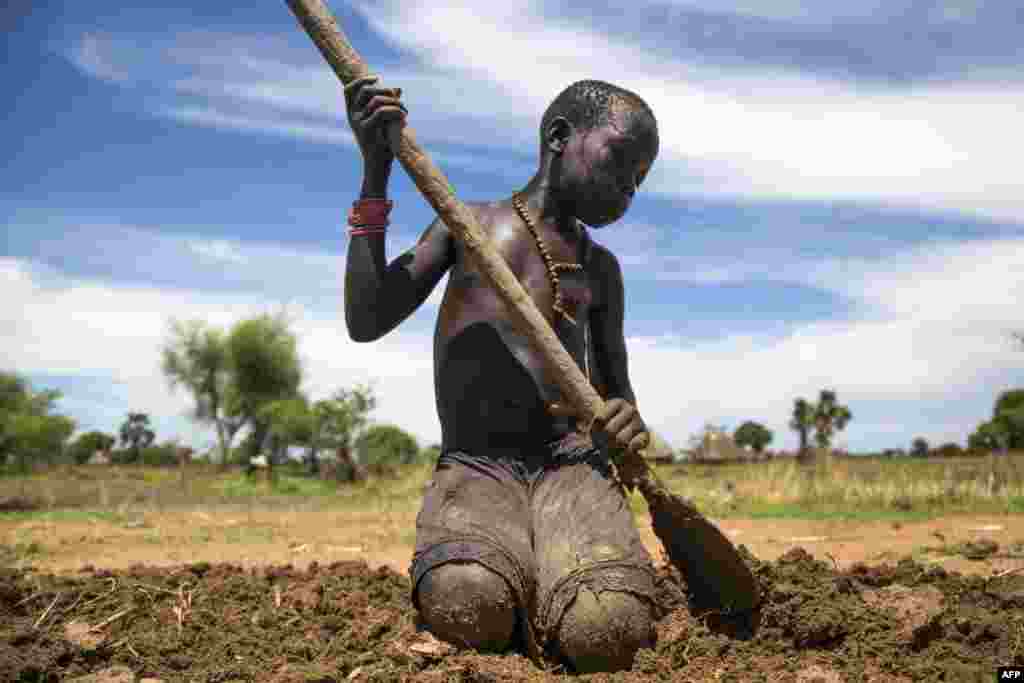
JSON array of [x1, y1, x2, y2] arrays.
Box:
[[343, 75, 658, 459]]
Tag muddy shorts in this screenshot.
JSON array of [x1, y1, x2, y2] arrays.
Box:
[[409, 432, 657, 659]]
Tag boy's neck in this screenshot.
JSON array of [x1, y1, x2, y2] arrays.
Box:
[[517, 173, 580, 241]]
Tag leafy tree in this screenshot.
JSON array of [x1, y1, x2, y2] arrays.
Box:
[[968, 420, 1010, 453], [262, 384, 377, 478], [357, 423, 419, 470], [911, 437, 930, 458], [119, 413, 155, 463], [139, 440, 181, 467], [0, 371, 76, 468], [993, 389, 1024, 450], [812, 389, 852, 451], [162, 319, 246, 469], [68, 431, 116, 464], [790, 398, 814, 458], [733, 421, 773, 454], [226, 313, 303, 475]]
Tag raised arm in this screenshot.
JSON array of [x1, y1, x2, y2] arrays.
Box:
[[342, 76, 454, 342]]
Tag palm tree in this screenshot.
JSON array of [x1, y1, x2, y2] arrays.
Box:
[[790, 398, 814, 460], [813, 389, 852, 454], [119, 412, 155, 463]]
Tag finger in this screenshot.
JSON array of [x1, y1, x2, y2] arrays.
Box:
[[603, 408, 634, 438], [362, 105, 407, 129], [627, 431, 650, 454], [359, 86, 403, 110], [597, 399, 622, 425], [356, 87, 395, 111], [362, 94, 404, 117], [614, 422, 643, 450], [344, 75, 379, 100], [547, 402, 577, 418]]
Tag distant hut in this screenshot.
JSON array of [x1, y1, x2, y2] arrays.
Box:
[[641, 430, 678, 464], [693, 427, 746, 463], [86, 449, 111, 465]]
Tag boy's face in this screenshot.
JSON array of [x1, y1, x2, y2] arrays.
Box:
[[558, 109, 658, 228]]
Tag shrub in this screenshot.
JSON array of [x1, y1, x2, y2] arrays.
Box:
[[357, 424, 420, 467], [933, 442, 964, 458], [138, 442, 180, 467]]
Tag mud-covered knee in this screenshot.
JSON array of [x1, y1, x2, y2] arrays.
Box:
[[556, 588, 654, 674], [417, 562, 516, 651]]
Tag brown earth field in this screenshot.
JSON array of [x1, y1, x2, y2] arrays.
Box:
[[2, 514, 1024, 682]]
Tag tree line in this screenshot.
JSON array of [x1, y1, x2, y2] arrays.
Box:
[[0, 312, 427, 476], [161, 313, 426, 479], [2, 327, 1021, 468]]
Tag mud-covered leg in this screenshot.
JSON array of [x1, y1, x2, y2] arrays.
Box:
[[532, 438, 659, 673], [418, 562, 517, 651], [556, 587, 654, 673]]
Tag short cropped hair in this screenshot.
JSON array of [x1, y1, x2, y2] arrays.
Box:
[[539, 80, 655, 150]]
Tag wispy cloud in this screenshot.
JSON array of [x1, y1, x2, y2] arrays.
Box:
[[67, 2, 1024, 223], [2, 217, 447, 318], [164, 106, 356, 146], [349, 0, 1024, 222], [583, 0, 1024, 84]]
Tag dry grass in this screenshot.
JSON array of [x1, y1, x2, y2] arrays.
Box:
[[646, 451, 1024, 519], [2, 452, 1022, 531]]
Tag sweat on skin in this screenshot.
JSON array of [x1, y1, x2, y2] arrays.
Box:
[[342, 77, 660, 674]]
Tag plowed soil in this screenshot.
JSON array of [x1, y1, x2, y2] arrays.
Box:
[[3, 546, 1022, 682]]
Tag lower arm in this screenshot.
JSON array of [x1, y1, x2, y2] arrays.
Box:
[[360, 162, 392, 199]]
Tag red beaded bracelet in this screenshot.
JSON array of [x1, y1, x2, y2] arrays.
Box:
[[349, 226, 387, 237], [349, 198, 393, 228]]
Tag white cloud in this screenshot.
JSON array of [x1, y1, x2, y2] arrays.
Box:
[[0, 233, 447, 449], [67, 19, 1024, 222], [165, 106, 356, 147], [349, 1, 1024, 223], [624, 237, 1024, 449], [4, 229, 1023, 453]]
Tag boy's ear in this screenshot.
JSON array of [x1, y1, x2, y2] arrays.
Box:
[[545, 117, 573, 155]]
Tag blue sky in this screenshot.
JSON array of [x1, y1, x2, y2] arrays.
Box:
[[3, 0, 1023, 454]]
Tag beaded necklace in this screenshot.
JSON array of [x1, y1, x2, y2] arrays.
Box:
[[512, 193, 584, 326]]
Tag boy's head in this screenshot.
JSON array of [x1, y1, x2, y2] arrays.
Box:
[[539, 80, 659, 228]]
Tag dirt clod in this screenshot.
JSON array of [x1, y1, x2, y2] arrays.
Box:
[[0, 495, 41, 512], [0, 550, 1021, 681], [66, 665, 136, 683]]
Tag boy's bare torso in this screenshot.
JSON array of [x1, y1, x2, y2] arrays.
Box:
[[433, 200, 608, 453]]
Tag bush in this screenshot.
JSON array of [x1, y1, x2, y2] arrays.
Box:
[[357, 424, 420, 467], [67, 431, 117, 464], [933, 442, 964, 458], [138, 442, 180, 467]]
